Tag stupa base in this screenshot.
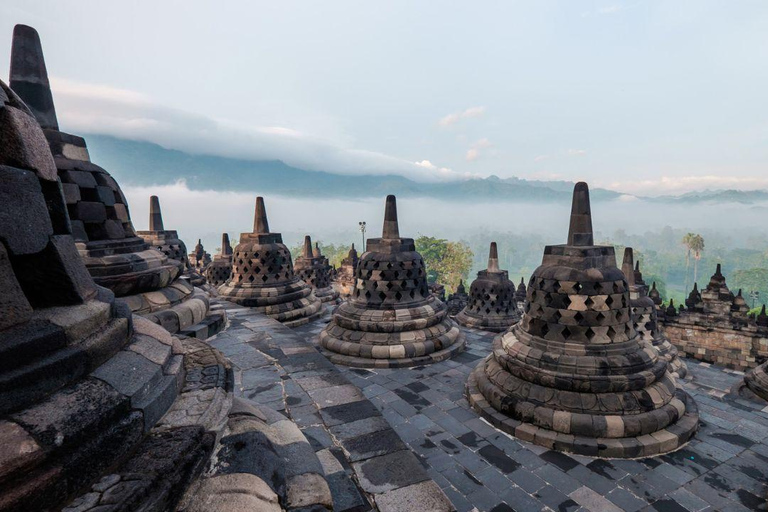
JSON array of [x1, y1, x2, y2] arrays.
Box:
[[318, 331, 465, 369], [466, 363, 699, 458], [738, 364, 768, 403], [655, 340, 688, 379], [455, 310, 519, 333], [315, 286, 341, 305]]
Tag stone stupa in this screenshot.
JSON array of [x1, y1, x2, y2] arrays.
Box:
[[456, 242, 521, 332], [0, 77, 334, 511], [333, 243, 359, 298], [515, 277, 527, 312], [319, 195, 465, 367], [218, 197, 323, 327], [188, 238, 212, 272], [204, 232, 234, 287], [9, 25, 219, 337], [446, 279, 469, 316], [466, 182, 699, 458], [622, 248, 687, 379], [294, 235, 341, 305]]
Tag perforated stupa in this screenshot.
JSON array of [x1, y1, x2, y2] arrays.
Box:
[[319, 195, 465, 367], [466, 182, 699, 458]]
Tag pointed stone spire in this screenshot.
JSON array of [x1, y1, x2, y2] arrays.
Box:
[[567, 182, 594, 246], [635, 261, 640, 271], [382, 195, 400, 239], [253, 196, 270, 234], [715, 263, 722, 276], [149, 195, 164, 231], [457, 279, 466, 294], [313, 242, 322, 258], [9, 24, 58, 130], [487, 242, 500, 272], [622, 247, 635, 287], [302, 235, 313, 258], [221, 233, 232, 255]]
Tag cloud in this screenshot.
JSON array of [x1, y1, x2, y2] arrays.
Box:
[[50, 77, 467, 183], [603, 175, 768, 196], [534, 155, 550, 162], [438, 106, 486, 127], [582, 4, 624, 17], [567, 148, 587, 156], [465, 138, 492, 161]]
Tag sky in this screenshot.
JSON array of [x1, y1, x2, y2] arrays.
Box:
[[1, 1, 767, 195]]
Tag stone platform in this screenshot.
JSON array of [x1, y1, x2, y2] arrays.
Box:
[[300, 318, 768, 512]]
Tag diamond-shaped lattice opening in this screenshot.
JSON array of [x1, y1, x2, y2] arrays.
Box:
[[378, 291, 387, 301], [605, 295, 614, 306], [574, 282, 581, 293], [261, 275, 268, 282], [395, 291, 403, 300], [562, 295, 571, 308], [562, 326, 571, 338], [365, 290, 372, 299], [541, 323, 550, 335], [586, 327, 595, 340], [596, 312, 606, 322], [248, 275, 255, 282], [584, 297, 594, 308], [574, 312, 584, 323], [386, 282, 393, 290]]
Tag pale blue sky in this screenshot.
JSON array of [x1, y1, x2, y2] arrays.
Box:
[[1, 1, 767, 194]]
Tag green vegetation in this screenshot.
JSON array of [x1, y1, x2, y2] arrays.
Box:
[[414, 236, 473, 293]]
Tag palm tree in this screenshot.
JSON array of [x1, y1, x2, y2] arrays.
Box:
[[682, 233, 695, 294], [691, 234, 705, 285]]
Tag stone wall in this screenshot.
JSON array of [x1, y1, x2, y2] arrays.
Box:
[[665, 318, 768, 371]]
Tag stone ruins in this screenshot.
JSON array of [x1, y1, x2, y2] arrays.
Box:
[[9, 26, 222, 340], [319, 195, 465, 367], [333, 243, 358, 298], [218, 197, 323, 327], [203, 233, 234, 288], [466, 183, 699, 457], [664, 264, 768, 371], [0, 75, 333, 512], [622, 248, 687, 379], [5, 22, 768, 512], [456, 242, 521, 332], [294, 235, 341, 305]]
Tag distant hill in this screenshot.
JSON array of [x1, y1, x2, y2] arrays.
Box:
[[83, 135, 768, 204]]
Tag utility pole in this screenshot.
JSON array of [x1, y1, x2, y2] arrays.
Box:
[[358, 221, 366, 251]]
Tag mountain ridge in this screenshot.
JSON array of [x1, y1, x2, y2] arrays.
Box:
[[84, 134, 768, 205]]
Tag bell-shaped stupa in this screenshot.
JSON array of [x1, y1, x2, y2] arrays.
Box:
[[446, 279, 469, 316], [466, 182, 699, 457], [622, 248, 687, 379], [333, 243, 359, 298], [204, 233, 234, 287], [319, 195, 465, 367], [515, 277, 527, 311], [7, 25, 220, 336], [456, 242, 521, 332], [294, 235, 341, 304], [218, 197, 322, 326], [188, 238, 211, 272]]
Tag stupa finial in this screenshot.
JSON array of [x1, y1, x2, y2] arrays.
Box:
[[149, 195, 164, 231], [382, 195, 400, 239], [567, 182, 594, 246], [9, 24, 58, 130], [622, 247, 635, 287], [253, 196, 270, 234], [487, 242, 500, 272], [221, 233, 232, 255], [303, 235, 313, 258]]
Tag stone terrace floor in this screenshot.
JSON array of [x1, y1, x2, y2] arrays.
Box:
[[212, 300, 768, 511]]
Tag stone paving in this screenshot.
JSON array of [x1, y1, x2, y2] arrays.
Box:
[[295, 321, 768, 512], [208, 301, 453, 512]]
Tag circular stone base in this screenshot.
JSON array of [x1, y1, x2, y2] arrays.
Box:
[[282, 306, 327, 328], [466, 362, 699, 459], [455, 310, 519, 333], [319, 331, 466, 369], [733, 368, 768, 403]]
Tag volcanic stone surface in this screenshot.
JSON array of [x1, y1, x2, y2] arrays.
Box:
[[218, 197, 323, 327], [456, 242, 521, 332], [319, 195, 465, 368], [622, 248, 687, 379], [466, 182, 699, 458], [294, 235, 341, 305], [445, 279, 469, 317]]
